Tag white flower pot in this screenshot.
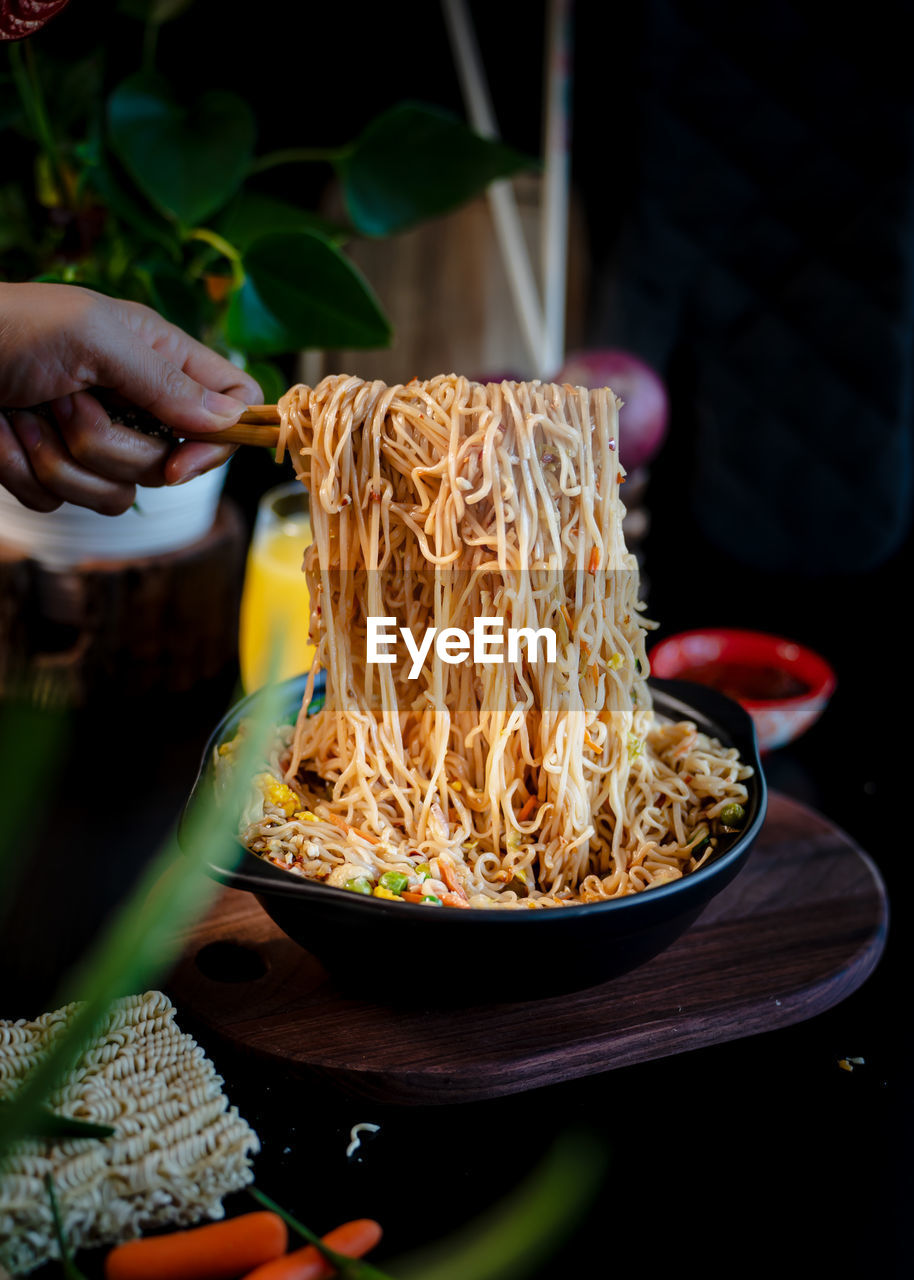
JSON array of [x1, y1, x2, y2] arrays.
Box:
[[0, 466, 227, 568]]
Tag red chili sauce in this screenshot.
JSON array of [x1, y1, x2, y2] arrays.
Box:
[[678, 660, 809, 702]]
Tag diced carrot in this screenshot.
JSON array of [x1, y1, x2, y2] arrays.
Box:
[[518, 795, 538, 822], [442, 892, 471, 909], [105, 1213, 287, 1280], [323, 812, 381, 846], [401, 891, 425, 904], [439, 862, 467, 899]]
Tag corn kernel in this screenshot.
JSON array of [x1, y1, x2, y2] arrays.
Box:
[[372, 885, 403, 901], [256, 774, 300, 818]]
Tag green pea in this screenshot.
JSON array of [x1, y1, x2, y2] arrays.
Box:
[[421, 894, 442, 906], [379, 870, 410, 894], [719, 803, 746, 828], [345, 877, 372, 895]]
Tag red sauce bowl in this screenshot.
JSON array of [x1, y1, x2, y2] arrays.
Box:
[[648, 628, 837, 753]]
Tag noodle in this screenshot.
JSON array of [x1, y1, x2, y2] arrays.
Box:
[[233, 375, 752, 909]]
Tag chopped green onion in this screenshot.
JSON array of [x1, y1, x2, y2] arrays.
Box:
[[421, 894, 442, 906], [46, 1175, 89, 1280], [0, 1103, 114, 1141], [345, 876, 372, 895], [719, 803, 746, 829], [379, 870, 409, 894]]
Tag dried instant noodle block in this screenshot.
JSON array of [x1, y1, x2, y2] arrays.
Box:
[[0, 991, 259, 1275]]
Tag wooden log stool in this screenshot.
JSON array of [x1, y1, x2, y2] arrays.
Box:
[[0, 500, 246, 707]]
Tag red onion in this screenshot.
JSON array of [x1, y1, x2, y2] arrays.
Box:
[[556, 349, 669, 471]]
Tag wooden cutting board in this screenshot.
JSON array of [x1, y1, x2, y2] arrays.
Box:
[[166, 792, 887, 1104]]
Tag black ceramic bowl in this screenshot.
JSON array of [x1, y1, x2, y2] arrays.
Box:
[[182, 676, 766, 1002]]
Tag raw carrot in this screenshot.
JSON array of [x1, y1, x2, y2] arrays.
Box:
[[105, 1213, 287, 1280], [240, 1219, 383, 1280]]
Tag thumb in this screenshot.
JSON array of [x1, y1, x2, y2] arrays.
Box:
[[94, 331, 248, 435]]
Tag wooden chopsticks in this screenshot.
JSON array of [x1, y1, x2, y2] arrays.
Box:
[[182, 405, 281, 447], [238, 405, 282, 425]]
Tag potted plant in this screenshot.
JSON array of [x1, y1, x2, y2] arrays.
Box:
[[0, 0, 530, 559]]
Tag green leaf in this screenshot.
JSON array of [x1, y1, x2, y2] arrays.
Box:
[[242, 358, 287, 406], [140, 258, 205, 334], [226, 230, 391, 356], [107, 73, 255, 227], [81, 146, 180, 257], [339, 102, 533, 237], [218, 190, 348, 252]]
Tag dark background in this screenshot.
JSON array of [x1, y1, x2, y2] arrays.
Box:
[[2, 1, 912, 1277]]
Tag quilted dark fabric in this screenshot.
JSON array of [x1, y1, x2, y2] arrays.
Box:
[[598, 0, 914, 573]]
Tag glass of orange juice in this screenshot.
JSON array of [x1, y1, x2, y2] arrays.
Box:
[[239, 481, 317, 692]]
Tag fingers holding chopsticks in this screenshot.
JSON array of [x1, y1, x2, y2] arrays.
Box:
[[0, 281, 264, 514], [87, 301, 261, 438], [49, 391, 237, 492], [3, 406, 137, 515]]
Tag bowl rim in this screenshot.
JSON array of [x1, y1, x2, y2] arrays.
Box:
[[648, 627, 837, 710], [181, 674, 767, 924]]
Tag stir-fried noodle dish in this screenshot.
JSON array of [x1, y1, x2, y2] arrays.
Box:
[[219, 375, 752, 910]]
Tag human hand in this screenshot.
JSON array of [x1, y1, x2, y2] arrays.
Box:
[[0, 283, 261, 514]]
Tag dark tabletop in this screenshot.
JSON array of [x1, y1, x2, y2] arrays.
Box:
[[2, 4, 911, 1270], [1, 431, 909, 1280]]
